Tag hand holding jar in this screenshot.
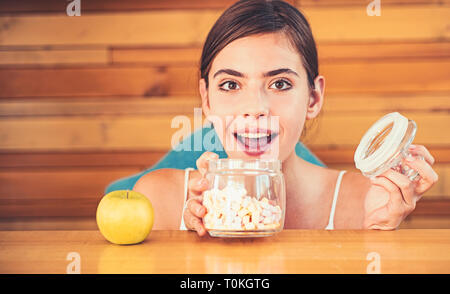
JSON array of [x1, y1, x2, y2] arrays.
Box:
[[355, 112, 439, 230], [183, 151, 218, 237], [183, 153, 286, 238]]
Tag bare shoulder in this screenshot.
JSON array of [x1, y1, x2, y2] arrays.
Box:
[[133, 168, 185, 199], [341, 170, 372, 196], [133, 168, 187, 230], [308, 163, 371, 229]]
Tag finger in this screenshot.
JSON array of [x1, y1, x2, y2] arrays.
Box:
[[190, 215, 206, 236], [408, 144, 435, 165], [188, 177, 209, 196], [381, 169, 415, 207], [187, 197, 207, 218], [183, 202, 206, 234], [196, 152, 219, 177], [403, 157, 439, 194], [370, 176, 405, 216]]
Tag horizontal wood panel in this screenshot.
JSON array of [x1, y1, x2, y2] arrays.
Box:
[[410, 200, 450, 216], [0, 59, 447, 97], [1, 215, 450, 231], [307, 5, 450, 42], [305, 112, 450, 147], [399, 216, 450, 229], [0, 168, 141, 200], [327, 163, 449, 201], [0, 67, 168, 97], [0, 147, 449, 170], [322, 93, 450, 114], [0, 198, 99, 217], [0, 97, 201, 117], [110, 42, 450, 65], [0, 216, 97, 231], [0, 114, 201, 151], [317, 41, 450, 61], [0, 163, 448, 202], [10, 41, 448, 67], [0, 11, 221, 47], [313, 147, 450, 164], [0, 94, 448, 117], [0, 66, 160, 97], [2, 0, 444, 14], [320, 59, 450, 94], [0, 0, 288, 13], [0, 151, 166, 168], [0, 194, 448, 218], [1, 112, 448, 151], [111, 47, 202, 65], [0, 49, 109, 66], [0, 6, 448, 47]]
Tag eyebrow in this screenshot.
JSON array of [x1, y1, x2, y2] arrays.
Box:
[[212, 68, 299, 79]]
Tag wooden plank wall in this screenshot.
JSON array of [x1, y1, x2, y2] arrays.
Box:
[[0, 0, 449, 230]]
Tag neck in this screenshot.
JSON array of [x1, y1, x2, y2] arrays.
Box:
[[282, 148, 304, 193], [281, 147, 323, 204]]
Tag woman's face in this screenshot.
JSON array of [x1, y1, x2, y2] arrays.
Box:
[[200, 32, 323, 161]]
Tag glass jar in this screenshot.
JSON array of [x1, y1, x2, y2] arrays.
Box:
[[354, 112, 423, 181], [202, 159, 286, 238]]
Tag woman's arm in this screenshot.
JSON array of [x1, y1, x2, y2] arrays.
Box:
[[133, 168, 185, 230]]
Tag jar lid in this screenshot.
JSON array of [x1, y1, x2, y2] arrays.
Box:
[[354, 112, 408, 174]]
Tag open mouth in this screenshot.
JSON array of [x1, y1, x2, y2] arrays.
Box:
[[233, 130, 279, 154]]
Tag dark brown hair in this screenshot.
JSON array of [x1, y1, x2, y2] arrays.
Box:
[[200, 0, 318, 91]]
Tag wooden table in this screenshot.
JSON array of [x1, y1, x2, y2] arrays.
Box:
[[0, 229, 449, 274]]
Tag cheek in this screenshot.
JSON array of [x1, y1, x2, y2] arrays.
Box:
[[270, 97, 307, 137]]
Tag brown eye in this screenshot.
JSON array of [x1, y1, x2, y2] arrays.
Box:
[[219, 81, 240, 91], [270, 79, 292, 91], [228, 82, 238, 90]]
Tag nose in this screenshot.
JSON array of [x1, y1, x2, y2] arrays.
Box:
[[241, 89, 269, 119]]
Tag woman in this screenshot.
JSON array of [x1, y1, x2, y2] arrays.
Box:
[[133, 0, 438, 236]]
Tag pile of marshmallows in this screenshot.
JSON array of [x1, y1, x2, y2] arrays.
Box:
[[202, 183, 282, 231]]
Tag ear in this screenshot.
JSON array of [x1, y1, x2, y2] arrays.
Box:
[[305, 75, 325, 120], [199, 78, 211, 118]]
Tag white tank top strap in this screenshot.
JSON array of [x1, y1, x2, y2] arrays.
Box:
[[325, 170, 347, 230], [180, 167, 195, 230]]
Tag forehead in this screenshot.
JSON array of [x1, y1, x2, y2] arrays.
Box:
[[210, 33, 304, 76]]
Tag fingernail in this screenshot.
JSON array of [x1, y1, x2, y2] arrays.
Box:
[[198, 178, 207, 186]]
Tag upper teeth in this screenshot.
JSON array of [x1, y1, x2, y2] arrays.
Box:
[[237, 133, 269, 138]]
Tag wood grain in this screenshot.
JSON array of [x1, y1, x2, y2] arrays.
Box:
[[0, 230, 449, 274], [1, 59, 447, 97], [110, 42, 450, 65], [0, 0, 444, 13], [0, 97, 201, 117], [0, 67, 168, 97], [0, 6, 447, 46], [0, 112, 448, 150], [0, 49, 109, 66], [0, 151, 167, 168]]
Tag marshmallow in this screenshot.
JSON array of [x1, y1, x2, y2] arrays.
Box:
[[202, 185, 282, 231]]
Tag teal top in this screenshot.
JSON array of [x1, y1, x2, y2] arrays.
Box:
[[104, 125, 325, 194]]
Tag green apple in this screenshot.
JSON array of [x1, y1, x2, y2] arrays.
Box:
[[96, 190, 154, 245]]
